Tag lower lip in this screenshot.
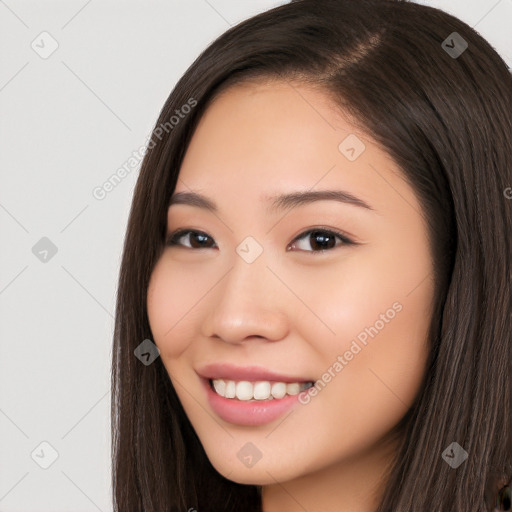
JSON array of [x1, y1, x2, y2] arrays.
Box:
[[201, 378, 309, 426]]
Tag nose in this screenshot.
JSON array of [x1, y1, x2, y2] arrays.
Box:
[[201, 254, 289, 345]]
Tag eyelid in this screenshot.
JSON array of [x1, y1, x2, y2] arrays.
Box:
[[166, 228, 217, 249], [289, 227, 355, 252], [165, 226, 357, 253]]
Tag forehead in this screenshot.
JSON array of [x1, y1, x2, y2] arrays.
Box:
[[179, 81, 356, 181], [173, 80, 417, 221]]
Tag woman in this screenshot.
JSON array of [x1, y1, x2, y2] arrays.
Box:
[[111, 0, 512, 510]]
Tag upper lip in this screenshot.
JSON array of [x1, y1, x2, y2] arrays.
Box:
[[196, 363, 314, 383]]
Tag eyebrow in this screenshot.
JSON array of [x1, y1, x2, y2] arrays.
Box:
[[168, 189, 376, 214]]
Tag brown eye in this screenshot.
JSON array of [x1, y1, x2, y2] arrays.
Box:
[[166, 227, 355, 253], [166, 230, 216, 249], [288, 228, 354, 253]]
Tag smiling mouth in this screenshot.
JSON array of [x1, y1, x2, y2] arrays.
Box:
[[209, 378, 314, 401]]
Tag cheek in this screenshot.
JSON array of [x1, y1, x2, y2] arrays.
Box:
[[289, 285, 432, 472], [301, 245, 433, 430], [289, 231, 434, 412], [278, 247, 433, 357], [147, 258, 202, 358]]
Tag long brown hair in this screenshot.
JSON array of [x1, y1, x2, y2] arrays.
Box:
[[111, 1, 512, 510]]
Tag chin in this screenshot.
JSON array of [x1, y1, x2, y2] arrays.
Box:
[[218, 467, 276, 486], [207, 450, 301, 486]]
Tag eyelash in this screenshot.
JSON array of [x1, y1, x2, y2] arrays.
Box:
[[165, 227, 356, 254]]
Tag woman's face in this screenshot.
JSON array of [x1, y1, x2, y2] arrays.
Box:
[[147, 80, 434, 496]]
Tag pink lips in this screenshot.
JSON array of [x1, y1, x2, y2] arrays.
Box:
[[197, 363, 314, 427], [196, 363, 313, 383]]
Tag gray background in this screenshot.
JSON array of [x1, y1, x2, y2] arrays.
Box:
[[1, 1, 510, 510]]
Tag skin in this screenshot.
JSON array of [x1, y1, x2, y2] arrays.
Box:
[[147, 79, 435, 512]]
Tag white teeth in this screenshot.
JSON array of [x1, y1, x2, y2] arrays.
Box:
[[271, 382, 287, 399], [225, 380, 236, 398], [286, 382, 301, 395], [211, 379, 313, 401], [235, 381, 253, 401], [254, 381, 271, 400], [212, 379, 226, 396]]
